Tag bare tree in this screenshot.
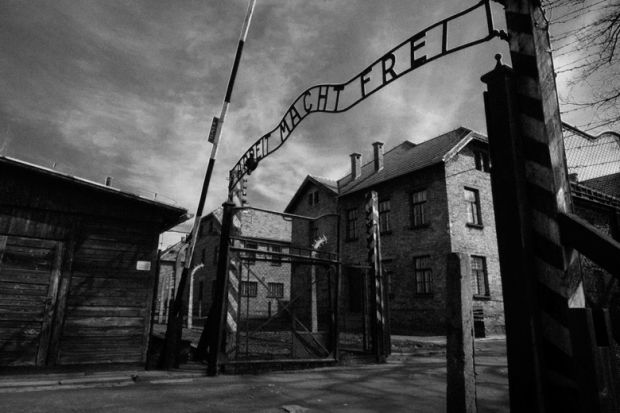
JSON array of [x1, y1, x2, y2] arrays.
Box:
[[542, 0, 620, 132]]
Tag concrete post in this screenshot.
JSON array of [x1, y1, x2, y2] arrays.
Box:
[[188, 268, 194, 329], [446, 252, 477, 413], [311, 256, 318, 333]]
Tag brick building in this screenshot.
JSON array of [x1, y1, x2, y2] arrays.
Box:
[[190, 207, 293, 321], [155, 240, 187, 324], [285, 127, 504, 335]]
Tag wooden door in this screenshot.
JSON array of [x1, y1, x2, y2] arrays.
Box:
[[0, 235, 63, 367]]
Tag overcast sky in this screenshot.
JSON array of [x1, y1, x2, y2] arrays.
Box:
[[1, 1, 518, 218]]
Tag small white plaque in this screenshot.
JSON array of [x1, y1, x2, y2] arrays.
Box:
[[136, 261, 152, 271]]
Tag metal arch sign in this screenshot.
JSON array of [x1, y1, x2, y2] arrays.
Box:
[[229, 0, 504, 190]]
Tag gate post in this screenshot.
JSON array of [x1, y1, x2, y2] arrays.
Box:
[[446, 252, 477, 413], [365, 191, 387, 362], [207, 201, 238, 376], [482, 1, 586, 410]]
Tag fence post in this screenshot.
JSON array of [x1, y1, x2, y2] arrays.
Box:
[[207, 201, 237, 376], [446, 252, 477, 413], [365, 190, 386, 362], [482, 0, 588, 410]]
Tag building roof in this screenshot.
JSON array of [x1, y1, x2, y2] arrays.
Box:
[[311, 176, 339, 193], [581, 172, 620, 199], [284, 175, 339, 213], [201, 206, 224, 226], [160, 239, 188, 262], [337, 127, 484, 196], [0, 155, 188, 228]]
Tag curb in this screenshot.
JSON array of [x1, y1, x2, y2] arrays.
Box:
[[0, 371, 207, 394]]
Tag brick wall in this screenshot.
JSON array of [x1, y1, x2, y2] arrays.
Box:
[[444, 143, 504, 334], [190, 215, 221, 320], [288, 181, 338, 219], [155, 261, 175, 323], [191, 208, 294, 321], [339, 164, 453, 334]]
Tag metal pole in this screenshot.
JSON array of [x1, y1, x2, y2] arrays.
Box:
[[187, 0, 257, 270], [162, 0, 257, 369]]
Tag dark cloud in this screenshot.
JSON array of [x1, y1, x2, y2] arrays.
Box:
[[0, 0, 510, 218]]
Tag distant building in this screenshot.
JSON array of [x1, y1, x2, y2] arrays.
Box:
[[570, 175, 620, 321], [155, 240, 187, 324], [190, 207, 293, 321], [580, 172, 620, 199], [0, 156, 187, 368], [285, 127, 505, 336]]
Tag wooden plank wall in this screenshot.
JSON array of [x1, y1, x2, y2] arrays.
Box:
[[0, 236, 60, 366], [57, 221, 157, 365], [0, 163, 182, 367], [0, 207, 160, 366]]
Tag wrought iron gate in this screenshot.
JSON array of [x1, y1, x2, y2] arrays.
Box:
[[221, 236, 339, 365]]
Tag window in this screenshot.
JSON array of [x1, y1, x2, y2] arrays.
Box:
[[312, 226, 319, 242], [213, 246, 219, 265], [346, 208, 358, 240], [465, 188, 482, 226], [201, 249, 206, 264], [198, 281, 204, 301], [474, 150, 490, 172], [209, 220, 215, 233], [245, 242, 257, 265], [267, 282, 284, 298], [378, 199, 391, 233], [308, 191, 319, 206], [271, 245, 282, 266], [410, 190, 427, 228], [471, 256, 489, 297], [240, 281, 258, 297], [414, 256, 432, 295]]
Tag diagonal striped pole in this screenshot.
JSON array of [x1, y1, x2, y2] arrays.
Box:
[[186, 0, 257, 269], [162, 0, 257, 370]]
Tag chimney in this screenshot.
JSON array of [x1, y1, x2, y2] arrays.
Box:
[[105, 176, 113, 187], [350, 153, 362, 180], [372, 141, 384, 172]]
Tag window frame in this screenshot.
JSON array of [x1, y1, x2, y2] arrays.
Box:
[[378, 198, 392, 234], [245, 241, 258, 265], [270, 245, 282, 266], [471, 255, 490, 298], [410, 189, 428, 229], [464, 187, 483, 227], [267, 282, 284, 298], [240, 281, 258, 297], [308, 190, 320, 206], [413, 255, 433, 295], [345, 208, 358, 241], [474, 150, 491, 173]]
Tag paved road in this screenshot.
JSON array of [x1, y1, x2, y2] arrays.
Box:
[[1, 341, 508, 413]]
